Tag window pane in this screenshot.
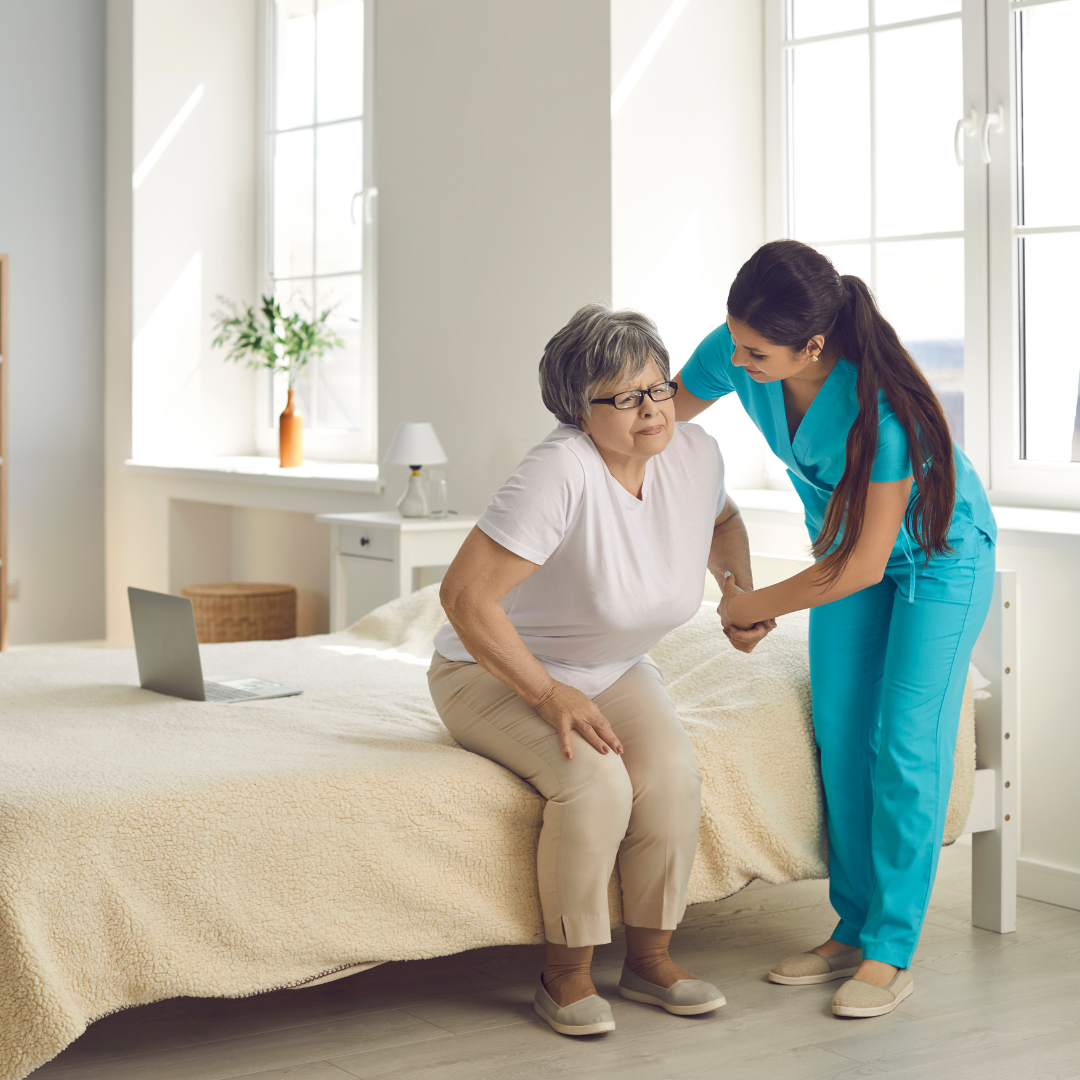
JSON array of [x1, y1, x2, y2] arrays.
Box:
[[875, 238, 965, 446], [312, 274, 364, 430], [315, 120, 363, 275], [275, 0, 314, 130], [272, 129, 314, 278], [817, 242, 871, 282], [791, 36, 870, 241], [1022, 233, 1080, 463], [875, 0, 960, 25], [272, 278, 315, 424], [791, 0, 867, 39], [875, 19, 963, 237], [1017, 1, 1080, 228], [317, 0, 364, 123]]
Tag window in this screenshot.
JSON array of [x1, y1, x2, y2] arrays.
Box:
[[770, 0, 1080, 507], [259, 0, 376, 461], [988, 0, 1080, 502]]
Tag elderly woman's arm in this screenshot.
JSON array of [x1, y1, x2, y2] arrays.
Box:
[[709, 497, 775, 655], [439, 528, 624, 760]]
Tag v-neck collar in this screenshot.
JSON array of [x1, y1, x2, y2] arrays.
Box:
[[582, 432, 652, 510], [606, 454, 651, 510], [769, 357, 852, 464]]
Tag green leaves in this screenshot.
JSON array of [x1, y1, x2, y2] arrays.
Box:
[[211, 294, 345, 387]]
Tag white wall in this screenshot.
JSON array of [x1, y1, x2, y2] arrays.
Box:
[[374, 0, 613, 515], [0, 0, 107, 644], [611, 0, 779, 489], [131, 0, 258, 462]]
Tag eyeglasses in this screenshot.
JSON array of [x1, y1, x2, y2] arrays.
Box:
[[589, 381, 679, 410]]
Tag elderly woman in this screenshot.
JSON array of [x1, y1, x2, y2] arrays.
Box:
[[429, 304, 770, 1037]]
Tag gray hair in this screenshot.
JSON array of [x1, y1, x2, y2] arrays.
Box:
[[539, 303, 670, 428]]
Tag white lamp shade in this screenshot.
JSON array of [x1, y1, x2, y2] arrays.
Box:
[[384, 422, 448, 466]]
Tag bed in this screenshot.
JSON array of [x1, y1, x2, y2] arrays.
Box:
[[0, 566, 1017, 1080]]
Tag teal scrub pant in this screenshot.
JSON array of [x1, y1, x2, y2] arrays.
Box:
[[808, 533, 995, 969]]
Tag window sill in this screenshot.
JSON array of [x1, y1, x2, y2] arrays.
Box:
[[992, 505, 1080, 555], [124, 456, 383, 494], [728, 488, 804, 515], [730, 488, 1080, 555]]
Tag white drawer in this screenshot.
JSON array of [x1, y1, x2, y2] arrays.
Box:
[[340, 524, 395, 561]]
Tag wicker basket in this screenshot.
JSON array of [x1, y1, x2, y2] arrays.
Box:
[[180, 583, 297, 643]]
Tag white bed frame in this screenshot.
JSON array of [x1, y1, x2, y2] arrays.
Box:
[[742, 558, 1018, 935], [968, 568, 1018, 934]]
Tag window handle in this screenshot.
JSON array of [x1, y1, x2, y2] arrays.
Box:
[[981, 106, 1005, 165], [350, 187, 379, 225], [954, 108, 977, 166]]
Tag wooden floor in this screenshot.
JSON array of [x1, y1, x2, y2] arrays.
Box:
[[31, 840, 1080, 1080]]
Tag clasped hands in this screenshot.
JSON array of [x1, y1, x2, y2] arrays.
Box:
[[719, 572, 776, 655]]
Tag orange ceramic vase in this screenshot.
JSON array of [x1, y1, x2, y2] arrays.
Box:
[[279, 388, 303, 467]]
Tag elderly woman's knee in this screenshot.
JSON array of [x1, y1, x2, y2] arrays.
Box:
[[566, 746, 634, 814]]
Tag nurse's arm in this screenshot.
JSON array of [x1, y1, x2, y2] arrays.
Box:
[[719, 476, 913, 628], [672, 373, 717, 421], [439, 526, 623, 760]]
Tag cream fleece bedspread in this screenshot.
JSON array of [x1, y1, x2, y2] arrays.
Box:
[[0, 586, 973, 1080]]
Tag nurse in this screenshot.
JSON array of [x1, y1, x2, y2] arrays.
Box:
[[674, 240, 996, 1019]]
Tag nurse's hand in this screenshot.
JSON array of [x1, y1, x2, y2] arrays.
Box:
[[534, 681, 624, 760], [719, 573, 776, 654]]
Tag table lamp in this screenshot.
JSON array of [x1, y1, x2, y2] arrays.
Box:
[[384, 422, 448, 517]]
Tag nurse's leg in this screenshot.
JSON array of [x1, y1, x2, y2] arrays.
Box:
[[808, 578, 895, 950], [859, 551, 995, 971]]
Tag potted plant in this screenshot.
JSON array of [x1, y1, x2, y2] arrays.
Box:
[[212, 294, 344, 467]]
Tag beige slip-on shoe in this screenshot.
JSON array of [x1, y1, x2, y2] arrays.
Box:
[[767, 946, 862, 985], [831, 968, 914, 1017], [618, 963, 726, 1015], [533, 981, 616, 1036]]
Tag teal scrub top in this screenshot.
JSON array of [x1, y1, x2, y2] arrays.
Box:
[[681, 324, 997, 567]]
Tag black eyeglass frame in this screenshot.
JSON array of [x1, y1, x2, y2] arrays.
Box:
[[588, 381, 679, 410]]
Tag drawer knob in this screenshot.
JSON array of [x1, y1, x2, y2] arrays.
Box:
[[360, 537, 370, 546]]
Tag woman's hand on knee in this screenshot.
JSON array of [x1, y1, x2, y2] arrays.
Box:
[[534, 682, 624, 759]]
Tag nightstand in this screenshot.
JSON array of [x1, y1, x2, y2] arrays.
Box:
[[316, 511, 479, 631]]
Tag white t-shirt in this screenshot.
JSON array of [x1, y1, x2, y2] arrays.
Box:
[[433, 422, 727, 698]]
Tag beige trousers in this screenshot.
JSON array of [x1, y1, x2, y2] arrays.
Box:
[[427, 652, 702, 948]]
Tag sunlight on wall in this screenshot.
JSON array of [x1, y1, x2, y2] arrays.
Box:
[[132, 83, 204, 190], [611, 0, 690, 117], [132, 251, 203, 461]]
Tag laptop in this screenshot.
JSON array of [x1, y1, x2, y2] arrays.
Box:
[[128, 586, 304, 703]]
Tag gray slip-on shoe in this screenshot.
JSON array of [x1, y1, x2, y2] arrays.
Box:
[[831, 968, 913, 1017], [768, 946, 862, 985], [533, 981, 615, 1036], [617, 962, 726, 1015]]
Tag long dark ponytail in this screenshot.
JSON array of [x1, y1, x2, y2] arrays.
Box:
[[727, 240, 955, 583]]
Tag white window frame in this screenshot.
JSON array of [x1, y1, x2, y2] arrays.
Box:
[[254, 0, 378, 463], [987, 0, 1080, 508], [766, 0, 1080, 511]]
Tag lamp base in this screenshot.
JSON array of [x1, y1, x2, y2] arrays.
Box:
[[397, 468, 429, 518]]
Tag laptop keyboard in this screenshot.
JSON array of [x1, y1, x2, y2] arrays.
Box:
[[204, 682, 261, 702]]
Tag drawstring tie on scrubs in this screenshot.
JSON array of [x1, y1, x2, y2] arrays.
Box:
[[898, 530, 916, 604]]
